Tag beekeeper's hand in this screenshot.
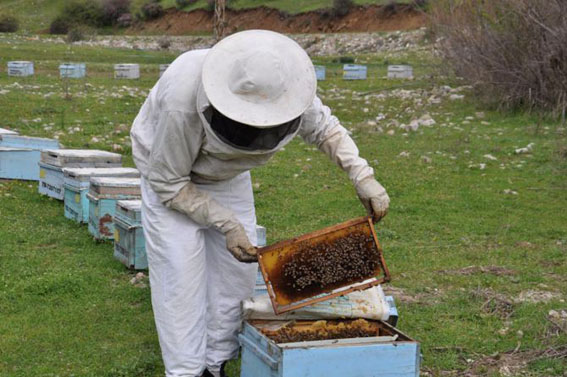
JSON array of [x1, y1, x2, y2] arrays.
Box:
[[167, 182, 257, 263], [355, 177, 390, 222], [225, 224, 258, 263]]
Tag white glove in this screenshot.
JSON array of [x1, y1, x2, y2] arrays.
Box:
[[167, 182, 257, 263], [355, 177, 390, 222]]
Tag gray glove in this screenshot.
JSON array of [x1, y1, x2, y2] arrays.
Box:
[[167, 182, 257, 263], [355, 177, 390, 222]]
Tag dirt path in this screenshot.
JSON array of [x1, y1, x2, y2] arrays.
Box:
[[131, 4, 426, 35]]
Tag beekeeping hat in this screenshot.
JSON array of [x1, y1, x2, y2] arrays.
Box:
[[202, 29, 317, 128]]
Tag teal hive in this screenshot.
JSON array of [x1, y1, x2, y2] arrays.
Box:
[[113, 200, 147, 270], [63, 167, 140, 223], [87, 177, 141, 241], [38, 149, 122, 200]]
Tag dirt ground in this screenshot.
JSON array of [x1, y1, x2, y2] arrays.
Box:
[[131, 4, 426, 35]]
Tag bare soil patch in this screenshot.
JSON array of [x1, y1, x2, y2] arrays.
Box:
[[131, 4, 426, 35]]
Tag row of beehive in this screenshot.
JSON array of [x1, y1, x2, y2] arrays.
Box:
[[5, 61, 170, 79], [5, 61, 413, 80], [0, 128, 147, 269]]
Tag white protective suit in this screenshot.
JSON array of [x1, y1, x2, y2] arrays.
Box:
[[131, 48, 383, 377]]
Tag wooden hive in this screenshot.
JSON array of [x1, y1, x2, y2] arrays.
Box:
[[63, 167, 140, 223], [239, 319, 420, 377], [113, 200, 147, 270], [87, 177, 141, 241]]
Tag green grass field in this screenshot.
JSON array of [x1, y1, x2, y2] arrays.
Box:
[[0, 0, 412, 33], [0, 34, 566, 376]]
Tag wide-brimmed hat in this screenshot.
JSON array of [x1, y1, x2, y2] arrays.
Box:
[[202, 30, 316, 128]]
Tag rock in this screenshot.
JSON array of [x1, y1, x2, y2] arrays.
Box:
[[386, 130, 395, 136], [367, 120, 377, 127], [398, 151, 410, 158], [515, 143, 535, 154], [483, 154, 498, 161], [90, 137, 100, 143], [112, 144, 123, 152], [503, 189, 518, 195], [418, 114, 436, 127], [450, 94, 465, 101], [475, 112, 485, 119], [421, 156, 432, 164]]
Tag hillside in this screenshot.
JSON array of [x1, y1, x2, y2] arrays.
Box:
[[0, 0, 415, 33]]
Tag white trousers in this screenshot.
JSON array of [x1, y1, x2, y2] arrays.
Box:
[[141, 173, 258, 377]]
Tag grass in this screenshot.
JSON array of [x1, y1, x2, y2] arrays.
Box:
[[0, 36, 566, 377], [0, 0, 412, 33]]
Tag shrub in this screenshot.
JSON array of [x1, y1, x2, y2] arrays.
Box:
[[430, 0, 567, 113], [0, 15, 19, 33], [117, 13, 133, 27], [62, 1, 105, 27], [66, 25, 95, 43], [102, 0, 131, 25], [158, 36, 171, 49], [332, 0, 354, 18], [141, 1, 164, 20], [49, 16, 70, 34], [175, 0, 197, 9]]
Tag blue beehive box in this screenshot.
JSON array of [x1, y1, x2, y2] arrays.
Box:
[[39, 149, 123, 200], [239, 319, 420, 377], [59, 63, 86, 78], [0, 135, 60, 181], [343, 64, 367, 80], [7, 61, 34, 77], [314, 65, 326, 81], [113, 200, 147, 270], [63, 167, 140, 223], [87, 177, 141, 241]]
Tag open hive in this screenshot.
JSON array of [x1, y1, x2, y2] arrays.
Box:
[[258, 217, 390, 314]]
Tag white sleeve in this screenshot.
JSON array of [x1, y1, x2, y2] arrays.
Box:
[[147, 110, 203, 203], [298, 96, 374, 185]]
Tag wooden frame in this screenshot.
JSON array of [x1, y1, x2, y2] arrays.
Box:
[[258, 216, 391, 314]]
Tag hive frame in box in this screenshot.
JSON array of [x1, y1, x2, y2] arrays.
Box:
[[258, 216, 390, 315], [239, 319, 420, 377]]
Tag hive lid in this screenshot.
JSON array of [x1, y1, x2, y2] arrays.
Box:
[[41, 149, 122, 167], [0, 128, 18, 135], [117, 199, 142, 212], [89, 177, 141, 197], [258, 216, 390, 315], [63, 167, 139, 181]]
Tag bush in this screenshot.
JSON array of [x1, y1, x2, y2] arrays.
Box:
[[117, 13, 133, 27], [431, 0, 567, 113], [332, 0, 354, 18], [49, 1, 105, 34], [49, 16, 70, 34], [141, 1, 164, 20], [176, 0, 197, 9], [0, 15, 19, 33], [62, 1, 105, 27], [102, 0, 131, 25]]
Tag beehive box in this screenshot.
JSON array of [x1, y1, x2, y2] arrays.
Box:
[[7, 61, 34, 77], [39, 150, 123, 200], [59, 63, 86, 78], [388, 65, 414, 79], [239, 319, 420, 377], [314, 65, 326, 81], [113, 200, 147, 269], [114, 64, 140, 79], [87, 177, 141, 241], [258, 217, 390, 314], [0, 136, 60, 181], [63, 167, 140, 223], [343, 64, 367, 80], [0, 128, 18, 135], [159, 64, 170, 77]]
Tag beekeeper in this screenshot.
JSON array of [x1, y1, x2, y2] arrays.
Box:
[[131, 30, 389, 377]]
